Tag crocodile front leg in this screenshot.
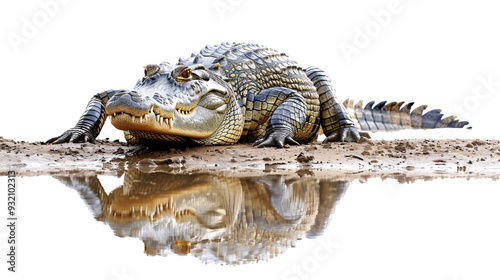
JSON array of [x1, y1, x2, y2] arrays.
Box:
[[251, 87, 308, 148], [46, 90, 122, 143], [306, 67, 360, 143]]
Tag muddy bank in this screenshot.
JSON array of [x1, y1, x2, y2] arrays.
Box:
[[1, 137, 499, 180]]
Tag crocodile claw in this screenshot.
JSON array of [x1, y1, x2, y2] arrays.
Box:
[[254, 130, 299, 148], [46, 129, 96, 144], [323, 126, 360, 143]]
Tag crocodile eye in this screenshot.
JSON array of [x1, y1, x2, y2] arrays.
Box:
[[144, 64, 160, 77], [173, 66, 192, 84]]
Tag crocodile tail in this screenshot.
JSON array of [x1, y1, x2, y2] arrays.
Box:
[[343, 100, 469, 131]]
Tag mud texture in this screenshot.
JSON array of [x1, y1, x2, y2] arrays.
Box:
[[1, 137, 499, 181]]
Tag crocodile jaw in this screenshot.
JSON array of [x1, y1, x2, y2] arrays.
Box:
[[110, 108, 174, 135], [109, 104, 227, 139]]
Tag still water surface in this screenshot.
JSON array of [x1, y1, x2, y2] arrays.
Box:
[[1, 172, 499, 280]]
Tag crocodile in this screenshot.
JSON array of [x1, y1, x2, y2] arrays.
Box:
[[56, 172, 348, 264], [47, 42, 468, 147]]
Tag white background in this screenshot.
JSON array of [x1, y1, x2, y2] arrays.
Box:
[[1, 0, 499, 142]]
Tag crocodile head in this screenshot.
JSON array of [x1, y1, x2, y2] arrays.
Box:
[[106, 62, 241, 144]]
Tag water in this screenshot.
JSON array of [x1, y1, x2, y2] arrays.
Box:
[[1, 173, 499, 280]]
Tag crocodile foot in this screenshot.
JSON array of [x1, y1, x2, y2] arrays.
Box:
[[46, 128, 96, 144], [323, 126, 361, 143], [254, 129, 300, 148]]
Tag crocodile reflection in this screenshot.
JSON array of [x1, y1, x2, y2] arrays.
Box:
[[56, 171, 348, 264]]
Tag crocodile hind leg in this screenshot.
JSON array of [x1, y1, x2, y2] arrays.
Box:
[[306, 67, 360, 142], [47, 90, 125, 143], [251, 87, 309, 148]]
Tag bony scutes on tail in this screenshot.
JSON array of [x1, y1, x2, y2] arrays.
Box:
[[47, 43, 468, 148]]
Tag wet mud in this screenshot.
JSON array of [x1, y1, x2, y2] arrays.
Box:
[[1, 137, 499, 181]]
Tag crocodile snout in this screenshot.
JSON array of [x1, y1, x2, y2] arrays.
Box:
[[106, 90, 179, 134], [106, 91, 149, 116]]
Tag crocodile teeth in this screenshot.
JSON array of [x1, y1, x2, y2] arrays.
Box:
[[176, 108, 194, 115], [156, 114, 160, 122], [131, 116, 136, 122], [113, 113, 117, 117], [139, 116, 143, 123], [159, 116, 163, 124]]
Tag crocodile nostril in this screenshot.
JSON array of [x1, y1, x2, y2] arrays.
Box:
[[115, 91, 129, 97], [129, 91, 141, 97]]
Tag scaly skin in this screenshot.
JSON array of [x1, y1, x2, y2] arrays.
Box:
[[47, 42, 468, 148], [47, 43, 359, 147], [343, 99, 469, 131]]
